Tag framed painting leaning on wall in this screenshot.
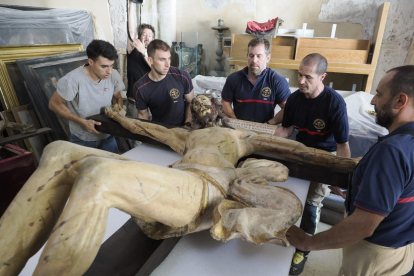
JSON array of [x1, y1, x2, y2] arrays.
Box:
[[0, 44, 84, 112], [17, 51, 88, 141]]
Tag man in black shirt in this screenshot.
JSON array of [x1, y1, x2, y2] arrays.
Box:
[[133, 39, 194, 127], [275, 53, 350, 275]]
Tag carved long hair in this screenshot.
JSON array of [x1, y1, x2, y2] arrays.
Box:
[[190, 94, 230, 129]]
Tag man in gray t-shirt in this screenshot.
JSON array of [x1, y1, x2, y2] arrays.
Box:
[[49, 40, 125, 153]]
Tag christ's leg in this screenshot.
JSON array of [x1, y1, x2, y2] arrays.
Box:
[[33, 157, 205, 276], [0, 141, 127, 276]]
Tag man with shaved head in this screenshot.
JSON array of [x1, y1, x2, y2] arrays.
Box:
[[275, 53, 350, 275]]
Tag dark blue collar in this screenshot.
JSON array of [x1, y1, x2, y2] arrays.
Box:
[[378, 122, 414, 141]]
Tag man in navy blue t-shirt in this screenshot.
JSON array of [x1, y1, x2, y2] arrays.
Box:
[[286, 65, 414, 276], [133, 39, 194, 127], [221, 37, 291, 124], [275, 53, 350, 275]]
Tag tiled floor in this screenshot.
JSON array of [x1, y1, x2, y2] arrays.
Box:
[[300, 222, 342, 276]]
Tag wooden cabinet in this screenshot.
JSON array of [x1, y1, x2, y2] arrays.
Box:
[[295, 37, 370, 64]]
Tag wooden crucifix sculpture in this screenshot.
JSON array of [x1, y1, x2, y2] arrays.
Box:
[[0, 94, 358, 276]]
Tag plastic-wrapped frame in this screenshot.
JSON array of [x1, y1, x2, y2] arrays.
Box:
[[0, 7, 95, 49]]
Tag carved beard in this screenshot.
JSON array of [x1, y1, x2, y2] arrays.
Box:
[[194, 105, 219, 128]]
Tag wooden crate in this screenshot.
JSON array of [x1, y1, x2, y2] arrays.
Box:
[[231, 34, 296, 60], [295, 38, 370, 64]]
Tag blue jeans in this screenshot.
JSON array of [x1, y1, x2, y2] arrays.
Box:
[[300, 203, 320, 236], [70, 134, 119, 154]]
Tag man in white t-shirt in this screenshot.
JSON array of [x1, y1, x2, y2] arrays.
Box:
[[49, 39, 125, 153]]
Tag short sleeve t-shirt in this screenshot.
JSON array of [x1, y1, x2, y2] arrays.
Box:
[[134, 67, 193, 126], [282, 86, 348, 152], [221, 67, 291, 123], [57, 65, 125, 141], [349, 123, 414, 248]]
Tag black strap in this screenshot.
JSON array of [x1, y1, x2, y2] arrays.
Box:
[[345, 128, 414, 213]]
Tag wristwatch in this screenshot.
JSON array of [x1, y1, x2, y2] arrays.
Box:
[[184, 122, 192, 127]]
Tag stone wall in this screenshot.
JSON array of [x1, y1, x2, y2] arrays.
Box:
[[319, 0, 414, 93]]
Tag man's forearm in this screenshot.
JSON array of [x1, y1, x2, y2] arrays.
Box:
[[274, 125, 293, 138], [128, 0, 136, 39], [222, 101, 237, 119], [304, 218, 366, 251], [337, 142, 351, 158], [185, 102, 192, 123], [117, 96, 123, 107], [137, 110, 149, 120], [269, 109, 284, 125], [225, 112, 237, 119], [51, 103, 86, 127], [287, 208, 383, 251], [114, 93, 124, 108]]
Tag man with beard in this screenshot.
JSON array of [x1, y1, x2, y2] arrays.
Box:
[[221, 37, 291, 124], [133, 39, 194, 127], [286, 65, 414, 276], [49, 39, 125, 153], [126, 0, 155, 118], [274, 53, 350, 275]]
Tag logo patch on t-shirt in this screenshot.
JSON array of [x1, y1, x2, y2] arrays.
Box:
[[313, 119, 326, 130], [169, 88, 180, 99], [261, 87, 272, 97]]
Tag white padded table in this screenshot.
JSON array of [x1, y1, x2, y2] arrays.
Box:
[[20, 143, 310, 276]]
